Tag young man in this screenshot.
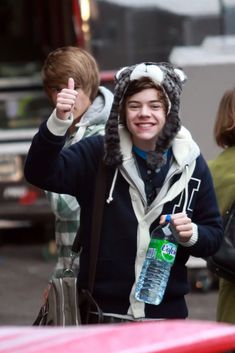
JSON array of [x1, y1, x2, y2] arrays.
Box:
[[41, 46, 113, 277], [25, 62, 223, 322]]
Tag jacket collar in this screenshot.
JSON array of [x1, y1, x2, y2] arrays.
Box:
[[119, 124, 200, 168]]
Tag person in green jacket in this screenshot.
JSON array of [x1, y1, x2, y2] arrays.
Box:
[[208, 87, 235, 324], [41, 46, 113, 294]]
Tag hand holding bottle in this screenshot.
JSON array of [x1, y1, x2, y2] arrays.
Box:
[[135, 215, 178, 305], [160, 212, 193, 243]]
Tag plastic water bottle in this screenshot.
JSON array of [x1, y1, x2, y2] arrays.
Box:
[[135, 218, 178, 305]]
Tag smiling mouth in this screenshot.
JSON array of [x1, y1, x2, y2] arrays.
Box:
[[136, 123, 155, 127]]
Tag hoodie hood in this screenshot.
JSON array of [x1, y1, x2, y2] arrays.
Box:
[[105, 124, 200, 206], [172, 125, 200, 168], [118, 124, 200, 169], [77, 86, 113, 128]]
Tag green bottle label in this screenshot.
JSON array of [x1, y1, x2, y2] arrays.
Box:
[[146, 239, 177, 263]]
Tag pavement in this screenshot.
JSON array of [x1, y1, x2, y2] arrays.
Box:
[[0, 243, 56, 326], [0, 241, 218, 326]]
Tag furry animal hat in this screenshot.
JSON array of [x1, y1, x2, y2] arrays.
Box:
[[104, 62, 187, 170]]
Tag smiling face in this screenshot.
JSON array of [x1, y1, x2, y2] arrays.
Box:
[[124, 87, 167, 151]]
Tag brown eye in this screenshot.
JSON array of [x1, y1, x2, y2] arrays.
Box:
[[152, 103, 162, 110], [51, 87, 62, 94], [128, 103, 139, 109]]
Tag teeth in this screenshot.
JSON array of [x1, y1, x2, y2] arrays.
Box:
[[138, 123, 153, 127]]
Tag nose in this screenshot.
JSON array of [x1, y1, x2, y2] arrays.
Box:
[[139, 104, 151, 117]]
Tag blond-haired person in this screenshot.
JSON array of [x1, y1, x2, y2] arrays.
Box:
[[42, 46, 113, 278]]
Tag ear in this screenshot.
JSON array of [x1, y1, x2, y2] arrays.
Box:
[[115, 66, 128, 80], [174, 68, 187, 83], [130, 63, 164, 83]]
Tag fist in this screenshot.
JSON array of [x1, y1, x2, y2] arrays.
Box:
[[160, 212, 193, 243], [56, 77, 78, 120]]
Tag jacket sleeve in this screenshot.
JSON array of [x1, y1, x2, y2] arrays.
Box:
[[24, 121, 101, 198], [186, 155, 224, 258]]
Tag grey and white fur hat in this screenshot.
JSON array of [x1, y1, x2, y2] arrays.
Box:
[[104, 62, 187, 170]]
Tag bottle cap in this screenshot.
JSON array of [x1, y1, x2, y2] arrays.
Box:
[[165, 214, 171, 222]]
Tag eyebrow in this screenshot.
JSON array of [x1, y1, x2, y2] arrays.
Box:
[[127, 99, 161, 104]]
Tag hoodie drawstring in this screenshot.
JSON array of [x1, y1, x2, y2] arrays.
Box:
[[73, 126, 86, 142], [182, 164, 189, 213], [106, 168, 118, 204], [106, 164, 190, 209]]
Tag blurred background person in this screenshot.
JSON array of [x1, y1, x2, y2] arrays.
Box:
[[208, 87, 235, 324]]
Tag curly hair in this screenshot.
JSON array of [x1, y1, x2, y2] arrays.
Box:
[[104, 62, 186, 169]]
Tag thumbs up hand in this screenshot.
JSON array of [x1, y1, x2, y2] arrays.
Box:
[[56, 78, 78, 120]]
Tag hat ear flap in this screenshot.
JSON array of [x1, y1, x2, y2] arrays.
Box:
[[104, 66, 135, 166], [174, 68, 187, 84], [115, 66, 128, 80], [104, 107, 122, 167]]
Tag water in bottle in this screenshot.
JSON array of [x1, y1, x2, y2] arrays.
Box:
[[135, 219, 178, 305]]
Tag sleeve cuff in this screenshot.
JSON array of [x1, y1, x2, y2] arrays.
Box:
[[179, 222, 198, 247], [46, 109, 73, 136]]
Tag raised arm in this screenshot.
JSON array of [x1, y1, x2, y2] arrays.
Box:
[[24, 78, 81, 196]]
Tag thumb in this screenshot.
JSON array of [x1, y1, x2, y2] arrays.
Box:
[[68, 77, 75, 90]]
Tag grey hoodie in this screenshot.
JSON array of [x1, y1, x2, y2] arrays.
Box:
[[46, 85, 113, 276]]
